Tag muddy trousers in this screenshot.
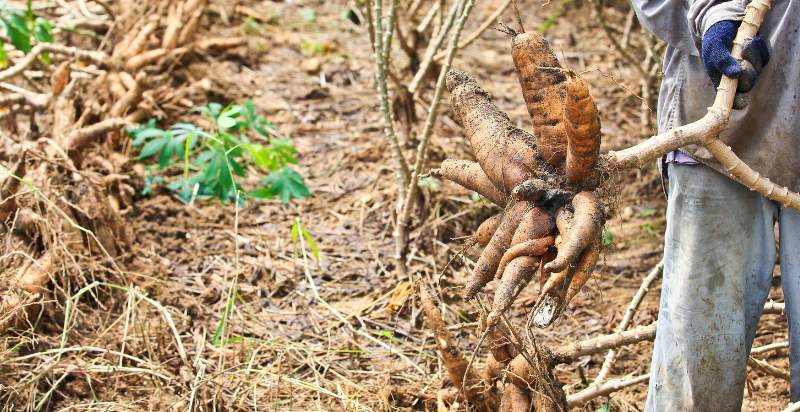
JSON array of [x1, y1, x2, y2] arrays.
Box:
[[645, 163, 800, 411]]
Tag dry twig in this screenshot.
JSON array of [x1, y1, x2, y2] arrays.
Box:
[[594, 260, 663, 384]]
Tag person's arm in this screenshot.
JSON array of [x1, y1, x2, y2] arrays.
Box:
[[687, 0, 746, 43], [687, 0, 768, 108], [630, 0, 698, 55]]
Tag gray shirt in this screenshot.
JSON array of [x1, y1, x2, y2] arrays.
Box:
[[632, 0, 800, 192]]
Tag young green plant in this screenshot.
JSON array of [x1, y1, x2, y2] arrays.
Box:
[[130, 99, 311, 204]]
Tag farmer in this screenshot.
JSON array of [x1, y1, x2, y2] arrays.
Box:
[[631, 0, 800, 409]]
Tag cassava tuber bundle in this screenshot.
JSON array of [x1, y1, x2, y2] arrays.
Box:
[[431, 27, 610, 410], [440, 37, 605, 320]]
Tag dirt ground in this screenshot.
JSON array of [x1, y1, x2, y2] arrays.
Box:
[[0, 1, 792, 411]]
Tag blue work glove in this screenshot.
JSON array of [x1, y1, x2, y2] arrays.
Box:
[[701, 20, 770, 109]]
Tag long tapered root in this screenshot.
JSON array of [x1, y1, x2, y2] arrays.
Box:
[[417, 281, 498, 411], [466, 201, 530, 299], [484, 324, 515, 384], [474, 214, 503, 247], [506, 382, 532, 412], [496, 236, 554, 280], [489, 255, 539, 325], [435, 159, 507, 206], [510, 31, 568, 169], [446, 70, 553, 192], [545, 191, 603, 273], [494, 205, 555, 278], [511, 207, 555, 243], [564, 76, 601, 185], [564, 231, 601, 302]]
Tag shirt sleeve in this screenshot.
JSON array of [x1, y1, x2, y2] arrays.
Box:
[[631, 0, 698, 55], [687, 0, 746, 40]]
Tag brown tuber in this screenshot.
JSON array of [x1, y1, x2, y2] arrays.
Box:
[[446, 70, 549, 193], [417, 281, 498, 412], [511, 31, 569, 169], [545, 191, 603, 273], [564, 76, 602, 185], [474, 214, 503, 247], [435, 159, 507, 206], [489, 255, 539, 326], [466, 201, 530, 299]]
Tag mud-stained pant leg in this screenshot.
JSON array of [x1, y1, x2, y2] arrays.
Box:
[[780, 207, 800, 401], [645, 163, 776, 411]]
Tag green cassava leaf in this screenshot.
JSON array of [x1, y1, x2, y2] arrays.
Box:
[[33, 17, 52, 43], [139, 136, 167, 159], [130, 101, 307, 205], [255, 167, 311, 203], [270, 138, 297, 165], [4, 13, 31, 53], [218, 115, 238, 130]]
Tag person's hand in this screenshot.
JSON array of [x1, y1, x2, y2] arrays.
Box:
[[701, 20, 770, 109]]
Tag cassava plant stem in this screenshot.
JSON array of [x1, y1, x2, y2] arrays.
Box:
[[395, 0, 474, 277], [432, 0, 513, 62], [751, 341, 788, 355], [0, 44, 106, 81], [552, 322, 657, 364], [748, 356, 790, 381], [373, 0, 411, 208], [567, 374, 649, 407], [408, 1, 461, 94]]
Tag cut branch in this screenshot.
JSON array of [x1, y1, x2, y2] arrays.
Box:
[[567, 374, 649, 407], [751, 341, 788, 355], [408, 1, 461, 95], [595, 260, 662, 384], [433, 0, 513, 62], [0, 44, 107, 81], [763, 301, 785, 315], [0, 82, 49, 107], [783, 401, 800, 412], [748, 356, 790, 381], [552, 322, 657, 364]]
